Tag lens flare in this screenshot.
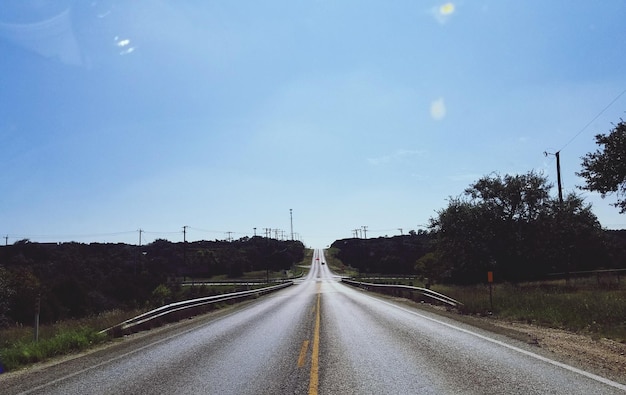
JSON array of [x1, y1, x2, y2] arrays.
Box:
[[440, 3, 455, 16], [430, 98, 446, 121]]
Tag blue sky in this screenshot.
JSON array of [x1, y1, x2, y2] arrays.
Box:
[[1, 1, 626, 248]]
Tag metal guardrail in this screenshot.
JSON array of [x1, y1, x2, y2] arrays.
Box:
[[180, 273, 304, 286], [101, 282, 293, 337], [546, 268, 626, 276], [341, 279, 462, 308]]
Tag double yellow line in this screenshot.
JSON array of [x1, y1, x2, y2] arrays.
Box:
[[298, 286, 321, 395]]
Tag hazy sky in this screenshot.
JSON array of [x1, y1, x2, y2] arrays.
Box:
[[2, 1, 626, 248]]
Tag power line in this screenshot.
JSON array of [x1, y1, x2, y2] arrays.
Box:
[[3, 231, 137, 240], [3, 224, 298, 244], [559, 88, 626, 152]]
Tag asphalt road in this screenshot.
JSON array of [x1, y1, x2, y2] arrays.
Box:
[[2, 249, 625, 394]]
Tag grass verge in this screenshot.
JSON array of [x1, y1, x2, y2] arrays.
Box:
[[324, 248, 359, 277], [432, 280, 626, 342], [0, 326, 107, 373]]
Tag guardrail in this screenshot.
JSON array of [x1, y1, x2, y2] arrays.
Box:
[[341, 278, 462, 308], [101, 282, 293, 337], [180, 273, 304, 286]]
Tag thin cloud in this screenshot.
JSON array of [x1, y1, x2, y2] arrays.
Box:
[[114, 36, 136, 55], [368, 149, 426, 166]]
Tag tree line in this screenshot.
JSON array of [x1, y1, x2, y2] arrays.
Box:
[[0, 237, 304, 327]]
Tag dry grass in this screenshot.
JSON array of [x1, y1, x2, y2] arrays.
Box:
[[432, 278, 626, 342]]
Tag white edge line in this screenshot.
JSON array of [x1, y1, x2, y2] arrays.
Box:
[[370, 294, 626, 391]]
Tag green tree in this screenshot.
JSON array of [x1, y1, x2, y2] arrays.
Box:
[[578, 120, 626, 213], [430, 171, 603, 283], [151, 284, 172, 307], [0, 266, 15, 327]]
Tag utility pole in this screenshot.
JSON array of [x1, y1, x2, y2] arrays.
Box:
[[398, 228, 403, 236], [544, 151, 564, 205], [4, 235, 7, 246], [226, 231, 233, 242], [290, 209, 294, 240], [362, 226, 368, 239], [556, 151, 563, 205], [182, 226, 188, 281], [545, 150, 568, 282], [254, 227, 257, 237], [352, 229, 359, 238], [135, 229, 144, 276]]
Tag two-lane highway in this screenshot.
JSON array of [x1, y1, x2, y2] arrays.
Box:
[[2, 249, 625, 394]]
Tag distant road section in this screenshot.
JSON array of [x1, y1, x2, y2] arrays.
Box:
[[2, 249, 625, 394]]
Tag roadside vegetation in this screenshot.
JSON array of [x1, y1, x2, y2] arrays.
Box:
[[0, 310, 130, 373], [433, 278, 626, 342], [324, 247, 358, 277]]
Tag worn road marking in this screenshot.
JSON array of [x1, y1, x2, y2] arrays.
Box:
[[308, 292, 321, 395], [298, 340, 310, 368]]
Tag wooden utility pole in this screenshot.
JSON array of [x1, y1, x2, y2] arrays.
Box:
[[556, 151, 563, 204], [290, 209, 294, 241], [182, 226, 188, 281]]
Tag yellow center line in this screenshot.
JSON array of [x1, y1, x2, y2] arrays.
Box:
[[308, 291, 321, 395], [297, 340, 310, 368]]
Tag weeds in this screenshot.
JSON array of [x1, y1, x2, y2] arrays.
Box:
[[0, 309, 144, 373], [0, 327, 107, 372], [433, 280, 626, 342]]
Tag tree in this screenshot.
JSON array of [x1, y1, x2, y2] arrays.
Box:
[[430, 171, 603, 283], [0, 266, 15, 327], [578, 120, 626, 213]]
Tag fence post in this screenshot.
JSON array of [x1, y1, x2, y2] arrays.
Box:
[[487, 272, 494, 312], [34, 294, 40, 342]]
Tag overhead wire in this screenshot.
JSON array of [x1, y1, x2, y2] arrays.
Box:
[[558, 87, 626, 152]]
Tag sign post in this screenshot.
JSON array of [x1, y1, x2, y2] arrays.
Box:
[[34, 294, 41, 342], [487, 271, 494, 312]]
